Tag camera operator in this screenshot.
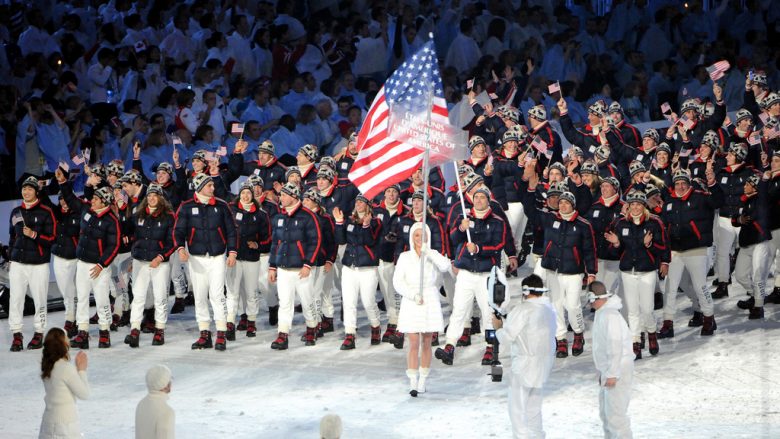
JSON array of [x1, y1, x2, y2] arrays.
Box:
[[491, 274, 556, 439]]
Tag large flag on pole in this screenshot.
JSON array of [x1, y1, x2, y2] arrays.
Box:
[[348, 39, 468, 200]]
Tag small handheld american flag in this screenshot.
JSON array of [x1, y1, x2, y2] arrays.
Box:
[[706, 60, 730, 82], [531, 135, 550, 158], [232, 123, 245, 136], [547, 81, 561, 95], [216, 146, 228, 157]]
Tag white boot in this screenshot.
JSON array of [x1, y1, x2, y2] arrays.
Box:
[[417, 368, 430, 394], [406, 369, 418, 396]]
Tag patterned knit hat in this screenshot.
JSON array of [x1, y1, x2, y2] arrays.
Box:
[[580, 161, 598, 175], [559, 191, 576, 206], [299, 143, 319, 162], [94, 186, 114, 205], [122, 170, 143, 185], [147, 183, 164, 196], [303, 187, 321, 205], [192, 173, 212, 193], [468, 135, 486, 151], [625, 189, 647, 206], [317, 167, 336, 182], [728, 143, 748, 162], [527, 105, 547, 121], [547, 181, 566, 196], [608, 101, 623, 115], [645, 184, 661, 199], [247, 175, 264, 189], [642, 128, 659, 144], [629, 160, 646, 177], [594, 145, 611, 161], [602, 176, 620, 192], [107, 160, 125, 177], [156, 162, 174, 175], [259, 140, 275, 156], [656, 142, 672, 156], [548, 162, 567, 177], [672, 169, 691, 184], [280, 182, 300, 199], [21, 176, 39, 192], [285, 166, 301, 180]]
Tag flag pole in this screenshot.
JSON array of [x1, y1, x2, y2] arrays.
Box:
[[452, 161, 472, 243], [419, 89, 433, 303]]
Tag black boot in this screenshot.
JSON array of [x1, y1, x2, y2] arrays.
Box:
[[382, 324, 397, 343], [633, 342, 642, 360], [152, 329, 165, 346], [246, 321, 257, 338], [71, 330, 89, 349], [648, 332, 659, 356], [214, 331, 227, 351], [435, 344, 455, 365], [170, 297, 185, 314], [456, 328, 471, 347], [26, 332, 44, 350], [321, 316, 334, 333], [340, 334, 356, 350], [748, 306, 764, 320], [226, 322, 236, 341], [236, 314, 248, 331], [125, 329, 140, 348], [766, 287, 780, 304], [688, 311, 703, 327], [10, 333, 23, 352], [737, 296, 755, 310], [63, 320, 78, 338], [700, 315, 716, 336], [98, 330, 111, 348], [658, 320, 674, 339], [711, 282, 729, 299], [304, 326, 317, 346], [271, 332, 288, 350], [191, 330, 213, 349], [571, 332, 585, 356]]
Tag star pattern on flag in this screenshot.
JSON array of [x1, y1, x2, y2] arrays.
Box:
[[384, 42, 444, 113]]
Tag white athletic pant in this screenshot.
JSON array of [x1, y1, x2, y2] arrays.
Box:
[[75, 260, 111, 330], [8, 262, 50, 333], [169, 249, 189, 298], [599, 362, 634, 439], [187, 254, 228, 332], [258, 254, 278, 308], [130, 260, 171, 329], [276, 267, 316, 333], [444, 270, 493, 346], [734, 241, 772, 307], [441, 270, 456, 306], [715, 216, 740, 283], [377, 260, 400, 325], [597, 260, 622, 297], [109, 252, 131, 315], [332, 244, 347, 294], [620, 271, 657, 341], [506, 202, 527, 257], [53, 256, 78, 321], [226, 259, 261, 322], [664, 249, 714, 320], [509, 378, 545, 439], [341, 266, 381, 334], [311, 265, 325, 323], [545, 270, 585, 339], [771, 230, 780, 288]]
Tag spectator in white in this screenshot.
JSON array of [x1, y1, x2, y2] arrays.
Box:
[[174, 89, 200, 136], [615, 50, 645, 90], [240, 87, 281, 132], [135, 365, 175, 439], [678, 65, 714, 106], [352, 19, 388, 81], [295, 104, 326, 147], [334, 71, 370, 111], [445, 19, 481, 76], [39, 328, 89, 439], [120, 14, 147, 48], [251, 28, 273, 78], [17, 9, 59, 57], [53, 13, 91, 49], [482, 18, 507, 60], [280, 75, 311, 118], [604, 0, 643, 45], [319, 414, 343, 439], [201, 89, 227, 140], [589, 281, 634, 439], [577, 18, 606, 56], [638, 10, 674, 66], [492, 274, 556, 439], [159, 15, 196, 65], [296, 29, 333, 87], [268, 115, 303, 158], [509, 9, 545, 52], [646, 60, 677, 113], [87, 48, 117, 104], [227, 15, 254, 80], [316, 99, 341, 154]]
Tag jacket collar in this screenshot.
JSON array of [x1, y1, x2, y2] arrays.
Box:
[[21, 199, 40, 210]]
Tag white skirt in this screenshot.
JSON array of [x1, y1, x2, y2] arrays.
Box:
[[397, 287, 444, 333]]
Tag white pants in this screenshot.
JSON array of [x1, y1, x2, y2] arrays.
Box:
[[597, 260, 622, 297], [187, 254, 227, 331], [715, 216, 740, 283], [311, 266, 325, 323], [771, 230, 780, 288], [8, 262, 50, 333], [130, 260, 171, 329], [276, 267, 317, 332], [169, 249, 189, 298], [75, 260, 111, 330], [109, 252, 131, 316], [257, 254, 278, 308], [599, 363, 634, 439], [621, 271, 657, 341], [509, 377, 545, 439], [52, 256, 78, 321], [332, 244, 346, 294], [441, 270, 456, 306], [506, 201, 527, 257], [664, 249, 713, 320], [545, 270, 584, 339], [444, 270, 493, 346], [377, 260, 400, 325], [226, 259, 261, 322], [734, 241, 772, 307], [341, 266, 380, 334]]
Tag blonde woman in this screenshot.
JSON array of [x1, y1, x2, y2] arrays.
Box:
[[394, 222, 452, 396]]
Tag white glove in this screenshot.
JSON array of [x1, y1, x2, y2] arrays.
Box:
[[414, 294, 424, 305]]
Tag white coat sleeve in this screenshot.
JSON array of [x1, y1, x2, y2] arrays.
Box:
[[603, 315, 624, 379], [495, 307, 524, 348], [63, 364, 90, 400], [157, 407, 175, 439], [425, 249, 453, 273], [88, 65, 112, 88], [392, 253, 416, 299]]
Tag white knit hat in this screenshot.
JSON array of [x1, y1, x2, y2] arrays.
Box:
[[145, 365, 172, 391], [319, 414, 343, 439]]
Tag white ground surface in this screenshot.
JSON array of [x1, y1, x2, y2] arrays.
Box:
[[2, 267, 780, 439]]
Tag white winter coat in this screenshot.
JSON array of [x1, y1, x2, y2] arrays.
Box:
[[39, 359, 89, 439], [135, 391, 176, 439], [496, 296, 557, 388], [394, 223, 453, 333], [592, 296, 635, 380]]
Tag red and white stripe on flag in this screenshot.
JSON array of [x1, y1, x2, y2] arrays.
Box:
[[706, 60, 730, 81], [348, 87, 450, 200]]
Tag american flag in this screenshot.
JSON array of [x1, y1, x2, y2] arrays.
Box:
[[232, 123, 245, 136], [706, 60, 730, 82], [531, 135, 550, 157], [216, 146, 228, 157], [547, 81, 560, 95], [348, 40, 451, 200]]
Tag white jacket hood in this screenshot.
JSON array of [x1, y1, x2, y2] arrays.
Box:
[[408, 221, 432, 252]]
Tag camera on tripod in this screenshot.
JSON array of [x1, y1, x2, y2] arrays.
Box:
[[486, 266, 508, 382]]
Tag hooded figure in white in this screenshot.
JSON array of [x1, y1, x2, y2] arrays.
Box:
[[494, 274, 557, 439], [590, 282, 634, 439], [394, 222, 453, 395], [135, 365, 175, 439]]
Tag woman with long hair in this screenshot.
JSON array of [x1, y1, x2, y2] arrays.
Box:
[[39, 328, 89, 439], [394, 222, 452, 397], [124, 184, 175, 348]]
